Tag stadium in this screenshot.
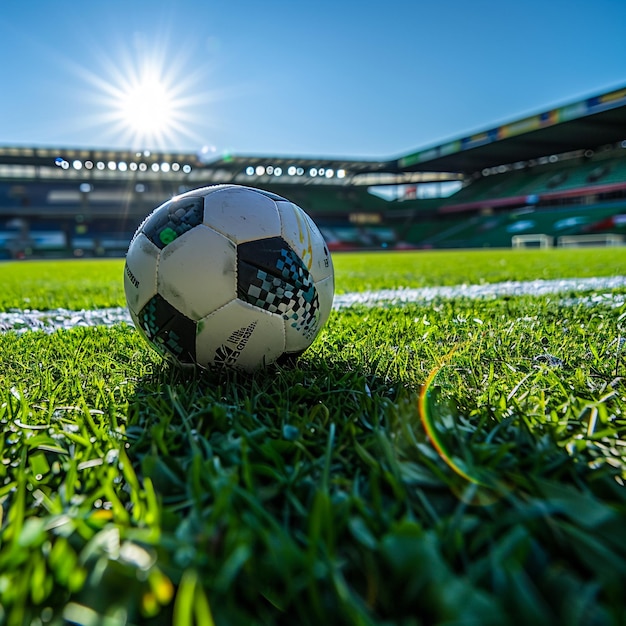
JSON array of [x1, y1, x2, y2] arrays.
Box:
[[2, 79, 626, 625], [2, 84, 625, 259]]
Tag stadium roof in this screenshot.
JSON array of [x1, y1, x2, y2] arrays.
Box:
[[1, 86, 624, 185], [395, 85, 626, 175], [196, 154, 461, 186], [0, 146, 457, 187], [199, 85, 626, 181]]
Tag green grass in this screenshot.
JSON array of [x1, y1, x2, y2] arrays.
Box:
[[0, 259, 124, 311], [0, 248, 625, 625], [1, 246, 626, 309], [331, 247, 626, 292]]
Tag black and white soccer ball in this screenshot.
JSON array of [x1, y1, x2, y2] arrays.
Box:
[[124, 184, 334, 372]]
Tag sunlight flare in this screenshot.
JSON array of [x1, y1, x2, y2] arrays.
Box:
[[65, 35, 224, 150]]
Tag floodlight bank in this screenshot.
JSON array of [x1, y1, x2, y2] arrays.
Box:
[[0, 275, 625, 334]]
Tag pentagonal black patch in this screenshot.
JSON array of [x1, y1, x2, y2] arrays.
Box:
[[137, 294, 196, 364], [142, 196, 205, 249], [237, 236, 320, 340]]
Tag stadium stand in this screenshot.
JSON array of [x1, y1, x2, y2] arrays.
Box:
[[438, 151, 626, 214], [418, 147, 626, 248], [1, 85, 625, 257], [420, 201, 626, 249]]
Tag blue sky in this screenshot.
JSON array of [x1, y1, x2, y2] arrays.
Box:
[[1, 0, 625, 159]]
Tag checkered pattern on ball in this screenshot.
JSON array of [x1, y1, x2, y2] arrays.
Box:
[[237, 237, 320, 338], [137, 294, 196, 363], [142, 196, 205, 249]]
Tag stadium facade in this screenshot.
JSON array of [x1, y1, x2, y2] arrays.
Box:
[[1, 85, 625, 258]]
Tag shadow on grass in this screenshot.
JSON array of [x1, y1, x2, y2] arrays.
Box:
[[119, 354, 429, 625]]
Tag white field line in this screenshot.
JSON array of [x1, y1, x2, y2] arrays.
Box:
[[1, 275, 626, 334], [334, 275, 626, 307]]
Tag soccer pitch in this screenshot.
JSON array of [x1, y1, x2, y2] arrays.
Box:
[[1, 247, 626, 625]]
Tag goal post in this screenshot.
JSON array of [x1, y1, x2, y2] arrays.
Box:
[[557, 234, 624, 247], [511, 234, 553, 249]]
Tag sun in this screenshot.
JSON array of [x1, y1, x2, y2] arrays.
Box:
[[105, 56, 193, 150], [68, 36, 223, 151], [118, 75, 174, 136]]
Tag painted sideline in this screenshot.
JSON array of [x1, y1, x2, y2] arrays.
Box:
[[1, 275, 626, 334]]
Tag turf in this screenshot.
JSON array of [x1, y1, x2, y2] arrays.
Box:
[[0, 249, 625, 625], [1, 246, 626, 309]]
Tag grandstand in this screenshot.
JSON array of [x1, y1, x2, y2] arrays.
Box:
[[1, 85, 625, 258], [408, 146, 626, 248]]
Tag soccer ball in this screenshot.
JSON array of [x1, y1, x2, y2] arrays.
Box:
[[123, 184, 334, 372]]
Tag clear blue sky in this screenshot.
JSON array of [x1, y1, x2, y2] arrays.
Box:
[[1, 0, 625, 159]]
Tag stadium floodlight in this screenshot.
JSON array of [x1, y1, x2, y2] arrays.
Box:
[[96, 162, 105, 170], [172, 163, 180, 172], [246, 166, 255, 176], [151, 163, 160, 172], [255, 166, 265, 176], [130, 162, 138, 171], [107, 161, 117, 170], [337, 169, 346, 179], [118, 162, 128, 172], [139, 163, 148, 172], [325, 169, 334, 178], [274, 167, 282, 176], [84, 160, 94, 170], [72, 160, 83, 170], [266, 166, 274, 175], [161, 162, 171, 173], [182, 165, 192, 173], [287, 166, 296, 176], [310, 168, 318, 177], [296, 167, 304, 176]]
